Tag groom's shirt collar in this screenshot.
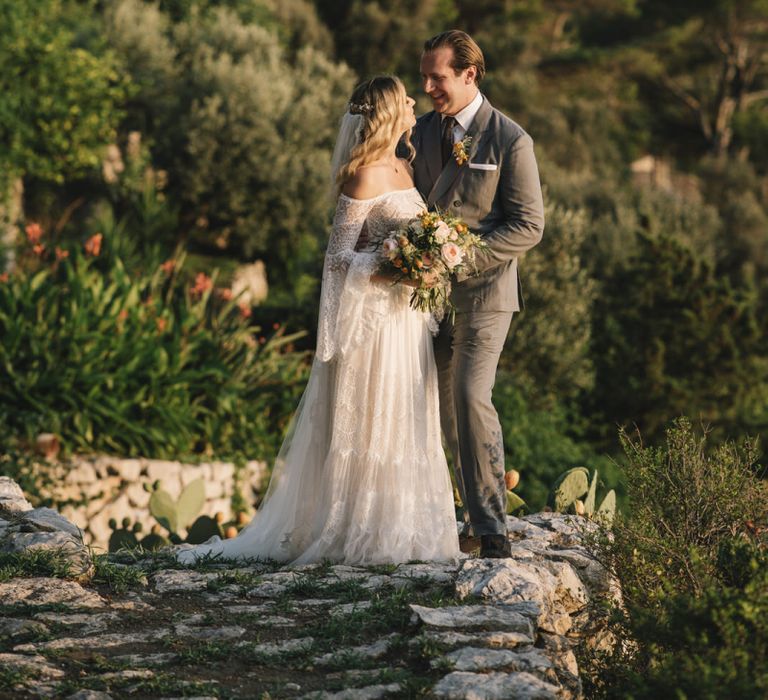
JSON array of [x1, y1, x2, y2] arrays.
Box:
[[442, 91, 483, 137]]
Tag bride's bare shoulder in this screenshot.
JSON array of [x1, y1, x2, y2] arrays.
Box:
[[340, 164, 392, 200]]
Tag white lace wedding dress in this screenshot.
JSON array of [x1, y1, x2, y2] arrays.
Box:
[[176, 187, 459, 566]]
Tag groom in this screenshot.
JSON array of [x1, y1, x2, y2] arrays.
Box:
[[411, 30, 545, 558]]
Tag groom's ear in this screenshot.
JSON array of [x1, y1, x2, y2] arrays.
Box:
[[464, 65, 477, 84]]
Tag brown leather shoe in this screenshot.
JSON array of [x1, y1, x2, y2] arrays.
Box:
[[480, 534, 512, 558], [459, 533, 481, 554]]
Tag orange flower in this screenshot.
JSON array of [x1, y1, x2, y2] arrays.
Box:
[[0, 272, 9, 283], [117, 309, 129, 322], [55, 247, 69, 261], [191, 272, 213, 297], [32, 244, 45, 256], [84, 233, 103, 257], [216, 288, 234, 301], [25, 223, 43, 245], [156, 317, 167, 333], [238, 302, 252, 319], [160, 259, 175, 275]]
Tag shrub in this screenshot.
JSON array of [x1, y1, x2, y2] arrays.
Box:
[[500, 199, 596, 405], [104, 0, 355, 303], [582, 418, 768, 699], [590, 230, 768, 445], [0, 227, 310, 460]]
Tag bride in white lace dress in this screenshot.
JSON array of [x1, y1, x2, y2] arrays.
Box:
[[176, 76, 459, 566]]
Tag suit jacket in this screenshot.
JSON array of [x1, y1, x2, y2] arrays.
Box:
[[410, 96, 545, 313]]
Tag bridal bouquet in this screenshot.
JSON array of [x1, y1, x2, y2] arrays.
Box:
[[379, 210, 486, 317]]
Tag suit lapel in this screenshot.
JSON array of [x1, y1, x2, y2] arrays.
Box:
[[427, 96, 494, 208]]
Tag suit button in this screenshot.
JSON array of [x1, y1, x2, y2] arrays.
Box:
[[453, 199, 462, 207]]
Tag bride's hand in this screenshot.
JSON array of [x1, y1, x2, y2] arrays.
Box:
[[419, 270, 440, 289]]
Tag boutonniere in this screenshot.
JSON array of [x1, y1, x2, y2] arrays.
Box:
[[453, 135, 472, 166]]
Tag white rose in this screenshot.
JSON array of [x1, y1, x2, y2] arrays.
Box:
[[433, 220, 451, 243], [381, 238, 399, 259]]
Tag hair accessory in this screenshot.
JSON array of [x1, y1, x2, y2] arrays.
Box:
[[349, 101, 374, 115]]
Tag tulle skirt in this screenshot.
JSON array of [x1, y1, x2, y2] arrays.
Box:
[[176, 285, 459, 566]]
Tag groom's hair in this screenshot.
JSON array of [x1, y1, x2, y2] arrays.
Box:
[[423, 30, 485, 85]]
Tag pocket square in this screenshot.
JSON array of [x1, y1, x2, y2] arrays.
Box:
[[468, 162, 498, 171]]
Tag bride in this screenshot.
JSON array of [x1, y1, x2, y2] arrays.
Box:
[[176, 76, 460, 566]]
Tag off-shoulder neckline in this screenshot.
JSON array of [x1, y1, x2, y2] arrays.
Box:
[[338, 187, 419, 203]]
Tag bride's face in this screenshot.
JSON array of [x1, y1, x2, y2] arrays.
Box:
[[400, 94, 416, 131]]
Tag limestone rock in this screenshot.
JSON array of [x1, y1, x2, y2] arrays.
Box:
[[0, 617, 49, 640], [66, 690, 114, 700], [314, 634, 398, 666], [152, 569, 220, 594], [246, 636, 315, 657], [439, 646, 554, 674], [393, 562, 458, 585], [433, 671, 561, 700], [0, 652, 65, 679], [1, 530, 92, 576], [329, 600, 373, 616], [33, 612, 120, 634], [455, 559, 583, 634], [410, 604, 536, 635], [172, 623, 246, 640], [299, 683, 402, 700], [23, 631, 155, 652], [411, 630, 533, 650], [0, 476, 33, 514], [111, 652, 177, 667], [0, 578, 105, 608]]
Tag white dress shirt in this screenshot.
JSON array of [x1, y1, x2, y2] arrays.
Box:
[[442, 91, 484, 144]]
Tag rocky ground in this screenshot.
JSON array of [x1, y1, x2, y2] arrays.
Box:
[[1, 477, 616, 699]]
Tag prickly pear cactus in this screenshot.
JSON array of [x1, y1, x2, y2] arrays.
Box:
[[506, 490, 526, 515], [584, 470, 598, 515], [596, 489, 617, 525], [148, 477, 206, 536], [549, 467, 589, 512]]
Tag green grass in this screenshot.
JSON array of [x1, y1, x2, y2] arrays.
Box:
[[0, 548, 77, 581], [91, 554, 148, 593], [0, 666, 30, 692]]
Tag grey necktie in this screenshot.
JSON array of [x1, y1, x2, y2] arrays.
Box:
[[441, 116, 456, 167]]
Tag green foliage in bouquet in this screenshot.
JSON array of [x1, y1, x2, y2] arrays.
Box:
[[0, 227, 310, 460]]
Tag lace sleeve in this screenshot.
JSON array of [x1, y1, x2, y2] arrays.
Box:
[[316, 196, 383, 362]]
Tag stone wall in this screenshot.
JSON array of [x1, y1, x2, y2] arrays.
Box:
[[44, 456, 268, 551]]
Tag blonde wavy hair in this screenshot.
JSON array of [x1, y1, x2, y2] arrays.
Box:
[[334, 75, 415, 194]]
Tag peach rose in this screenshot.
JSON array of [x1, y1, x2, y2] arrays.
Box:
[[441, 242, 463, 269]]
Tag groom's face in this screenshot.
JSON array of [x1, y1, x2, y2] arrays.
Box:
[[420, 47, 477, 116]]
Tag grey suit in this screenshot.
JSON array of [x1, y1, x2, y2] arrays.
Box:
[[411, 95, 544, 536]]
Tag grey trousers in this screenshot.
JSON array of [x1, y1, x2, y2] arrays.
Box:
[[434, 310, 514, 537]]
